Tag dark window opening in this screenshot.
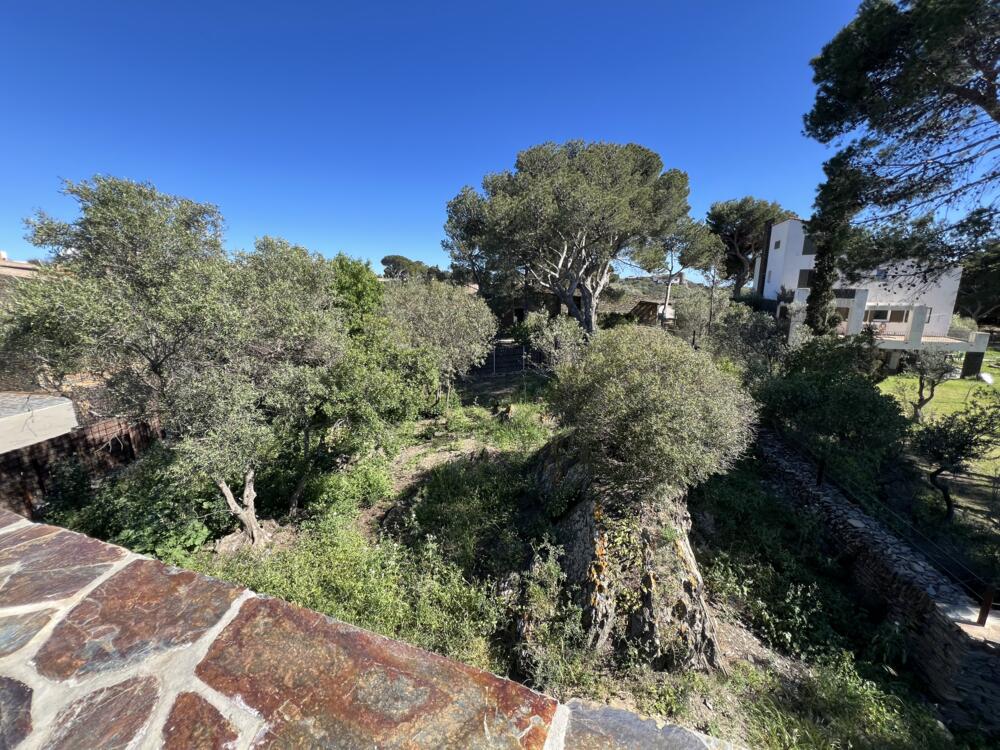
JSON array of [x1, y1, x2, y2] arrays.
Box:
[[796, 269, 815, 288]]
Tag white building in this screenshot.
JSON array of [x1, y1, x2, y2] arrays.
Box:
[[751, 219, 990, 371]]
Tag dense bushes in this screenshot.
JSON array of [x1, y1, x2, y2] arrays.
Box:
[[192, 458, 504, 671], [551, 325, 756, 497], [759, 334, 907, 483]]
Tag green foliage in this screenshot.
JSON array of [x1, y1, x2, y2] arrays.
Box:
[[692, 464, 962, 748], [311, 455, 393, 513], [738, 655, 955, 750], [194, 503, 503, 671], [380, 254, 448, 281], [956, 240, 1000, 322], [913, 387, 1000, 482], [705, 197, 794, 294], [705, 302, 788, 389], [444, 402, 550, 452], [632, 217, 724, 293], [806, 0, 1000, 242], [672, 285, 730, 348], [760, 357, 908, 477], [512, 542, 602, 696], [2, 178, 433, 542], [445, 140, 693, 332], [521, 312, 587, 372], [44, 446, 230, 565], [552, 325, 756, 498], [383, 279, 497, 393], [693, 464, 864, 660], [405, 455, 532, 579]]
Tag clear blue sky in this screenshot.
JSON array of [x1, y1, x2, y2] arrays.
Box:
[[0, 1, 859, 267]]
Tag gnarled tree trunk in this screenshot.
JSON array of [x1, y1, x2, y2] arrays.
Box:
[[216, 469, 268, 546], [535, 441, 720, 670]]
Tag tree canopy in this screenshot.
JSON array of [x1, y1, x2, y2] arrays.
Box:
[[382, 279, 497, 407], [706, 197, 794, 296], [381, 254, 448, 281], [1, 177, 435, 545], [805, 0, 1000, 237], [803, 0, 1000, 331], [551, 325, 756, 499], [444, 141, 692, 333]]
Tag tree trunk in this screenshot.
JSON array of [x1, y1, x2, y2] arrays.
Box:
[[216, 470, 268, 546], [929, 468, 955, 521], [535, 441, 720, 671]]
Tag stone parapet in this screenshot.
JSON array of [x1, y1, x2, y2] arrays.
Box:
[[0, 510, 730, 748]]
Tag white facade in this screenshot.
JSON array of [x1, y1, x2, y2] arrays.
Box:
[[751, 219, 988, 355]]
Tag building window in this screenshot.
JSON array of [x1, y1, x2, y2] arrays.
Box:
[[796, 269, 815, 288], [864, 309, 889, 322], [889, 309, 909, 323], [773, 240, 781, 249], [802, 237, 817, 255], [835, 307, 851, 322], [766, 270, 771, 283], [925, 307, 932, 323]]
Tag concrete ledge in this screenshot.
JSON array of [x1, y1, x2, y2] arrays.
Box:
[[0, 394, 78, 454], [0, 511, 732, 749]]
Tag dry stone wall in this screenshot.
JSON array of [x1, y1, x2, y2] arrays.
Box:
[[0, 510, 732, 749], [758, 432, 1000, 736]]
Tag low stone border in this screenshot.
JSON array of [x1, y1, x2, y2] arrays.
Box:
[[758, 432, 1000, 735]]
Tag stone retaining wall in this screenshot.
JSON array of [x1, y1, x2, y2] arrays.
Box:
[[0, 510, 729, 748], [758, 432, 1000, 735]]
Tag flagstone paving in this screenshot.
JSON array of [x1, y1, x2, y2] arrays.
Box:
[[0, 509, 731, 748]]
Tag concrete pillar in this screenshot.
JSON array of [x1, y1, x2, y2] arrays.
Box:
[[886, 351, 903, 372], [961, 352, 985, 378], [847, 289, 869, 336], [907, 305, 927, 346]]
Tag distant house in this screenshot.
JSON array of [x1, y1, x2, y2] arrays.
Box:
[[629, 298, 675, 326], [751, 219, 990, 373]]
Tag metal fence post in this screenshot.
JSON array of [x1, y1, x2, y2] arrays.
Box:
[[977, 587, 994, 626]]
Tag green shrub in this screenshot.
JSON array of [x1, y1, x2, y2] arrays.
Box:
[[512, 542, 603, 697], [740, 654, 955, 750], [312, 455, 393, 512], [44, 446, 230, 564], [194, 507, 503, 671], [551, 326, 756, 498]]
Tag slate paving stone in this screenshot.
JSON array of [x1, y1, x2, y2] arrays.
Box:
[[162, 691, 239, 750], [0, 510, 24, 530], [0, 609, 54, 656], [197, 597, 556, 749], [0, 528, 123, 607], [564, 700, 718, 749], [43, 675, 158, 750], [35, 559, 243, 680], [0, 676, 32, 748]]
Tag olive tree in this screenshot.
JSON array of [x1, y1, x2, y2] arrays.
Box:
[[899, 351, 957, 423], [542, 326, 756, 668], [1, 178, 422, 546], [383, 279, 496, 408], [913, 388, 1000, 520]]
